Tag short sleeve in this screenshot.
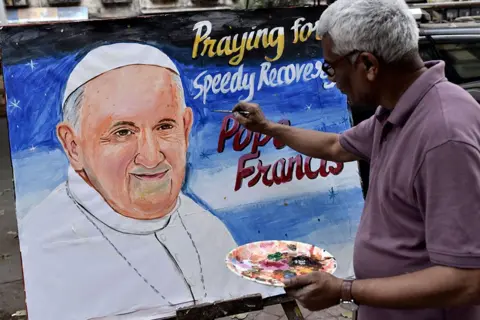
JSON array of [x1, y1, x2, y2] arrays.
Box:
[[414, 140, 480, 268], [339, 115, 376, 162]]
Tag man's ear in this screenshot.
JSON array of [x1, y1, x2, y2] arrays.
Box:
[[359, 52, 379, 82], [56, 122, 83, 171], [183, 107, 193, 148]]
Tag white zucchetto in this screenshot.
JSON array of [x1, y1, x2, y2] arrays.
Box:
[[62, 42, 180, 107]]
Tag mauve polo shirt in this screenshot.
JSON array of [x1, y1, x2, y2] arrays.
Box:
[[339, 60, 480, 320]]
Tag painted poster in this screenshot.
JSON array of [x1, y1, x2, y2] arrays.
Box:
[[0, 7, 365, 320]]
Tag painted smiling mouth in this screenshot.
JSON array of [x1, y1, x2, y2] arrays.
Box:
[[131, 170, 168, 181]]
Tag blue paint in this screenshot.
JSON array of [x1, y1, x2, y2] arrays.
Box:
[[214, 188, 363, 246], [4, 42, 364, 249]]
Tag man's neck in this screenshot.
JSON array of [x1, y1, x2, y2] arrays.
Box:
[[376, 56, 427, 110]]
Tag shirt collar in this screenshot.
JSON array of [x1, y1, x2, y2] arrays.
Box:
[[375, 60, 447, 126], [66, 166, 181, 235]]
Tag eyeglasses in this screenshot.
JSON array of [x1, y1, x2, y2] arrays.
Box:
[[322, 50, 360, 78]]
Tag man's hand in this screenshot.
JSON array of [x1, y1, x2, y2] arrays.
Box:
[[232, 101, 273, 134], [283, 271, 343, 311], [231, 101, 358, 162]]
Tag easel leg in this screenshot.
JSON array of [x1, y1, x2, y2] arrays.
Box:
[[280, 300, 305, 320], [352, 310, 358, 320]]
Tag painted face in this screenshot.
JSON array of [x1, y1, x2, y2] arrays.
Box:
[[61, 65, 193, 220]]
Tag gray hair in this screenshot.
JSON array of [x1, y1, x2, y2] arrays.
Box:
[[316, 0, 419, 63], [62, 69, 186, 132]]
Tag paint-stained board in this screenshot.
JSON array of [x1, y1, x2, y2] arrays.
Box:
[[0, 7, 364, 320]]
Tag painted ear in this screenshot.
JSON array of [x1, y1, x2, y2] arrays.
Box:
[[183, 107, 194, 147], [56, 122, 83, 171]]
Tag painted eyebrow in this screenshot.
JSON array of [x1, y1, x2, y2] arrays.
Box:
[[157, 118, 177, 124], [108, 119, 177, 132], [110, 121, 137, 129]]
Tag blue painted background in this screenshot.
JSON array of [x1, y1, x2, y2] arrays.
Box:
[[4, 42, 365, 259]]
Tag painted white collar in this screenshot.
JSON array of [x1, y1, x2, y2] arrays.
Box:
[[66, 166, 181, 235]]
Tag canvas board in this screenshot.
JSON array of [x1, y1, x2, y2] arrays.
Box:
[[0, 7, 365, 320]]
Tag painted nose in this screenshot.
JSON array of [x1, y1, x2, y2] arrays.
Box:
[[134, 131, 165, 168]]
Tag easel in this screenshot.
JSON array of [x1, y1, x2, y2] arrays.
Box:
[[161, 294, 306, 320], [162, 290, 359, 320]]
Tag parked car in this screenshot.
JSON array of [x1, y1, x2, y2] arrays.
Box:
[[350, 19, 480, 196]]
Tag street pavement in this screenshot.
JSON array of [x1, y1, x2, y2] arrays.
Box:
[[219, 305, 351, 320]]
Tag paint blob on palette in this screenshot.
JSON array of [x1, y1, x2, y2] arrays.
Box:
[[225, 240, 337, 287]]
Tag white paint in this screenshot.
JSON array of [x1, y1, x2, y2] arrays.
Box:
[[192, 60, 336, 104], [20, 167, 283, 320], [191, 155, 360, 210], [192, 65, 256, 103]]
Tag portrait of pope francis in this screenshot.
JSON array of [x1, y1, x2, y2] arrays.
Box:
[[19, 42, 281, 320]]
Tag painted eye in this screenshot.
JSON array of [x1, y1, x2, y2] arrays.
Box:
[[115, 129, 133, 137], [158, 123, 174, 130]]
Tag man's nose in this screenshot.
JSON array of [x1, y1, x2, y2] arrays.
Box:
[[134, 131, 165, 168]]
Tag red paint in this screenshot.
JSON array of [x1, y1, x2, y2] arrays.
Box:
[[218, 115, 290, 154], [233, 127, 253, 151], [235, 151, 344, 191], [234, 151, 258, 191], [218, 115, 239, 153], [219, 115, 344, 191]]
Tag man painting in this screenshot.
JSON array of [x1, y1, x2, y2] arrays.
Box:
[[20, 42, 280, 320], [233, 0, 480, 319]]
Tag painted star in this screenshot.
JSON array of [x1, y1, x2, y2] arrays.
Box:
[[8, 98, 21, 111], [306, 104, 312, 111], [328, 187, 338, 203], [26, 60, 36, 71], [29, 146, 36, 152], [200, 150, 211, 160]]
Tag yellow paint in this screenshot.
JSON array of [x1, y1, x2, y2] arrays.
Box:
[[291, 17, 322, 43], [192, 21, 284, 66]]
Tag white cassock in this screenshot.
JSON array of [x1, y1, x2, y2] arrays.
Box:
[[20, 167, 283, 320]]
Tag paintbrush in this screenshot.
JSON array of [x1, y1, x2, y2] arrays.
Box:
[[213, 109, 250, 117]]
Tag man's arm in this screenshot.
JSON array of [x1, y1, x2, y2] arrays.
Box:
[[264, 122, 357, 162], [232, 102, 376, 163], [285, 139, 480, 311], [355, 140, 480, 308], [352, 266, 480, 308]]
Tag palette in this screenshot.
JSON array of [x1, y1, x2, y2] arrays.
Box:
[[225, 240, 337, 287]]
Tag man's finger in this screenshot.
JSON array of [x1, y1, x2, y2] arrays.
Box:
[[232, 104, 243, 113], [286, 283, 316, 301], [233, 111, 247, 122], [233, 102, 249, 112], [283, 273, 314, 289]]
